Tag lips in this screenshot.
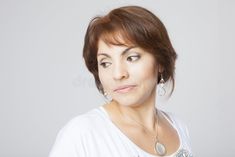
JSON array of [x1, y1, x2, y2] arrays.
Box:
[[113, 85, 136, 93]]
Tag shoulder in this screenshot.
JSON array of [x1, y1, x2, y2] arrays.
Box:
[[58, 107, 105, 137], [160, 110, 193, 153], [160, 110, 189, 133], [161, 111, 189, 139], [49, 108, 105, 157]]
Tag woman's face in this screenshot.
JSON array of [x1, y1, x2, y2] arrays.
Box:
[[97, 39, 159, 107]]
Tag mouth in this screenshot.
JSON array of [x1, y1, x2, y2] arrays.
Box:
[[113, 85, 137, 94]]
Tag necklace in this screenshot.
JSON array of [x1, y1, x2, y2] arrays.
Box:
[[119, 108, 167, 156]]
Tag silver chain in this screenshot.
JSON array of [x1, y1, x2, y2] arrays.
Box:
[[118, 108, 160, 142]]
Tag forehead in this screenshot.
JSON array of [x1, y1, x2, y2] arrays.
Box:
[[96, 25, 144, 57], [97, 39, 136, 55]]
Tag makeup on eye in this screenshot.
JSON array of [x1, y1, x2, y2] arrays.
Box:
[[98, 54, 141, 68], [126, 54, 141, 62], [99, 61, 111, 68]]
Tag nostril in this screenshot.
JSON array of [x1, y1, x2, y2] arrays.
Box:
[[113, 66, 129, 80]]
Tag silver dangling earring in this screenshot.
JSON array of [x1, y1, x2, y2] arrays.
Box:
[[157, 73, 166, 96], [104, 91, 112, 103]]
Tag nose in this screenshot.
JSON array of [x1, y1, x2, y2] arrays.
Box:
[[112, 62, 129, 80]]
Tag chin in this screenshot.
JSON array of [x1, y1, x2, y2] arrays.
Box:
[[112, 96, 142, 107]]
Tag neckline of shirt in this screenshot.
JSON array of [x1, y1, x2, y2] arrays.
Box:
[[97, 106, 183, 157]]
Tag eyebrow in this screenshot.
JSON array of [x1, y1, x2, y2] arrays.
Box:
[[97, 46, 136, 58]]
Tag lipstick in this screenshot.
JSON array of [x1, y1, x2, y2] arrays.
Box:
[[114, 85, 136, 93]]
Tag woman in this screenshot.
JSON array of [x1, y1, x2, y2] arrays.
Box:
[[49, 6, 193, 157]]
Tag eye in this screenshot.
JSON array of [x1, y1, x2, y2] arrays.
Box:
[[127, 55, 140, 62], [99, 62, 111, 68]]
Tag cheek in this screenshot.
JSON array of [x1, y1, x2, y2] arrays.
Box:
[[98, 70, 104, 85], [137, 65, 158, 94], [98, 70, 111, 89], [143, 67, 156, 79], [134, 61, 157, 81], [140, 70, 157, 89]]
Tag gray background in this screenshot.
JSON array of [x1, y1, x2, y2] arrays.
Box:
[[1, 0, 234, 156]]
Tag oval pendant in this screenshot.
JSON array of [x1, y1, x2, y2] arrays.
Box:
[[155, 142, 166, 156]]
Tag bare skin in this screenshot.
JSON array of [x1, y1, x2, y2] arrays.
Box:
[[97, 40, 180, 156], [103, 101, 180, 156]]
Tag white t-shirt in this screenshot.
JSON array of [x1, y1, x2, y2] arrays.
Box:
[[49, 106, 193, 157]]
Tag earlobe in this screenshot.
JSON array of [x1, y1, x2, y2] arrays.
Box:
[[103, 91, 113, 103], [158, 64, 164, 73]]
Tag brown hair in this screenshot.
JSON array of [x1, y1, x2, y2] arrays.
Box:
[[83, 6, 177, 95]]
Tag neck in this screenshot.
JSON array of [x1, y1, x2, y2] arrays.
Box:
[[111, 99, 158, 131]]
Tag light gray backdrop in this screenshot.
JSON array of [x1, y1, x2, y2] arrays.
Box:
[[1, 0, 234, 156]]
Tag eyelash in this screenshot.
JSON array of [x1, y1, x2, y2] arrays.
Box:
[[127, 55, 140, 62], [99, 62, 111, 68], [99, 55, 141, 68]]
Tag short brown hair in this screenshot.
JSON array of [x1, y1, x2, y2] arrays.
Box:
[[83, 6, 177, 95]]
